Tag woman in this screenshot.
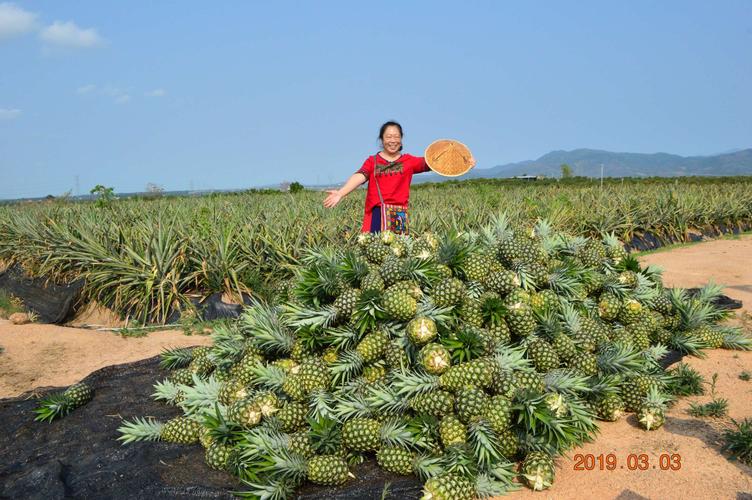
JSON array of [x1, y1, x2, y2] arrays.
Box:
[[323, 121, 430, 233]]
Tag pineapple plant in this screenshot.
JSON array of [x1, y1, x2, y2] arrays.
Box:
[[521, 451, 556, 491], [34, 382, 93, 422]]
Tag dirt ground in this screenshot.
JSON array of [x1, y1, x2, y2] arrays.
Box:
[[0, 323, 212, 398], [0, 236, 750, 498]]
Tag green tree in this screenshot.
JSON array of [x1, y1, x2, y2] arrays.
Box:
[[90, 184, 115, 208], [560, 164, 573, 179], [289, 181, 305, 193]]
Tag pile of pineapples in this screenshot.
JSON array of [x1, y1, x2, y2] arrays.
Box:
[[118, 215, 749, 499]]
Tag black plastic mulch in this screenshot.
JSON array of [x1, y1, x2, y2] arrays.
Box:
[[0, 356, 421, 500]]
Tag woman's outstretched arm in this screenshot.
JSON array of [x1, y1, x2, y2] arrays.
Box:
[[323, 172, 367, 208]]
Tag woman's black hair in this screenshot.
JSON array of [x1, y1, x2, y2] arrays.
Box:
[[379, 121, 403, 151]]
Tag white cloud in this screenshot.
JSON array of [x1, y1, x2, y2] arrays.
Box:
[[0, 3, 37, 40], [40, 21, 103, 48], [77, 83, 96, 94], [0, 108, 21, 119], [114, 94, 131, 104], [145, 88, 166, 97]]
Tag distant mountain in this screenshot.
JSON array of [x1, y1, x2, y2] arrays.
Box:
[[415, 148, 752, 182]]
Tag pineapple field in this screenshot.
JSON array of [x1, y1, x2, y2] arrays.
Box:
[[1, 177, 751, 499]]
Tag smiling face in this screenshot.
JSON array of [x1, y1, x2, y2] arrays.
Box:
[[381, 125, 403, 156]]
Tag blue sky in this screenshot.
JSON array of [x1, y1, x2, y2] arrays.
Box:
[[1, 1, 750, 199]]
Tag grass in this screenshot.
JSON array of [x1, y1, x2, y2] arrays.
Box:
[[739, 371, 751, 381], [686, 373, 729, 418], [722, 418, 752, 465], [665, 363, 706, 396]]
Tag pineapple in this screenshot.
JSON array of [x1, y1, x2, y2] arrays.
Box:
[[484, 269, 520, 296], [439, 358, 495, 391], [205, 442, 233, 471], [505, 301, 536, 337], [117, 416, 202, 444], [407, 316, 438, 345], [461, 252, 492, 282], [420, 343, 452, 375], [356, 329, 390, 363], [482, 395, 513, 433], [594, 393, 625, 421], [598, 293, 622, 321], [227, 398, 263, 428], [380, 256, 406, 286], [431, 277, 467, 307], [521, 451, 556, 491], [454, 386, 489, 423], [568, 351, 598, 377], [421, 473, 475, 500], [439, 415, 467, 446], [382, 288, 417, 321], [307, 455, 351, 485], [332, 288, 361, 322], [342, 417, 381, 451], [409, 390, 455, 416], [377, 446, 414, 475], [637, 388, 668, 431], [361, 271, 385, 292], [277, 401, 308, 432], [526, 338, 560, 372], [458, 297, 484, 327], [34, 382, 93, 422], [618, 299, 643, 324]]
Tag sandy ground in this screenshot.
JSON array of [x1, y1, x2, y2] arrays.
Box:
[[0, 236, 750, 498], [0, 322, 212, 398]]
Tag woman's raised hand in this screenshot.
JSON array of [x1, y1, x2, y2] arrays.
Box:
[[323, 190, 343, 208]]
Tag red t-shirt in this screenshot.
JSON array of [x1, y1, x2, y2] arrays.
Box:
[[356, 153, 430, 231]]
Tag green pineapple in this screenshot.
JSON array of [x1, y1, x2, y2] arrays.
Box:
[[568, 351, 598, 377], [218, 378, 251, 406], [205, 442, 233, 471], [482, 395, 512, 433], [407, 316, 439, 345], [594, 393, 625, 421], [420, 343, 452, 375], [496, 427, 520, 458], [409, 390, 455, 416], [577, 239, 606, 268], [693, 324, 724, 348], [342, 417, 381, 451], [439, 358, 495, 391], [227, 398, 262, 428], [637, 388, 668, 431], [380, 256, 406, 286], [431, 277, 467, 308], [526, 338, 560, 372], [333, 287, 361, 322], [117, 416, 202, 444], [618, 299, 643, 324], [377, 446, 414, 475], [364, 238, 391, 264], [454, 386, 489, 423], [356, 329, 390, 363], [361, 271, 385, 292], [458, 297, 484, 327], [484, 269, 520, 296], [421, 473, 475, 500], [382, 288, 417, 321], [34, 382, 93, 422], [461, 252, 492, 282], [521, 451, 556, 491], [598, 293, 622, 321], [512, 370, 545, 395], [362, 362, 388, 384], [439, 414, 467, 446], [277, 401, 308, 432], [307, 455, 351, 485], [505, 300, 536, 337], [551, 332, 578, 362]]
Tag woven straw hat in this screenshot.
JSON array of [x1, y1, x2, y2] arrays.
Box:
[[424, 139, 476, 177]]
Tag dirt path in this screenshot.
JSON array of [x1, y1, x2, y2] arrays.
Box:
[[0, 321, 212, 398]]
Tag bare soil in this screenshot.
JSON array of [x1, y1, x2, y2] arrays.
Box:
[[0, 236, 750, 498]]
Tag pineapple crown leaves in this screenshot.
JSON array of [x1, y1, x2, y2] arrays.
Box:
[[151, 379, 183, 404], [412, 453, 446, 481], [379, 416, 415, 448], [116, 416, 164, 444], [513, 395, 596, 452], [328, 350, 365, 386], [586, 374, 624, 397], [467, 420, 503, 468], [402, 256, 443, 287], [248, 363, 287, 392], [320, 325, 361, 352], [337, 249, 370, 285], [350, 289, 387, 334], [307, 388, 338, 421], [641, 345, 671, 370], [33, 393, 75, 423], [475, 462, 521, 497], [543, 369, 594, 396], [293, 254, 342, 307], [436, 230, 475, 271], [254, 446, 310, 484], [176, 374, 223, 417], [204, 403, 245, 444], [159, 346, 194, 370], [405, 414, 441, 452], [365, 383, 410, 416], [282, 301, 338, 331], [484, 212, 514, 245], [391, 370, 440, 398], [492, 344, 532, 372], [644, 386, 673, 408], [239, 300, 295, 356], [546, 265, 584, 300], [416, 297, 455, 324], [234, 478, 295, 500], [332, 389, 373, 421], [479, 295, 508, 325], [307, 416, 343, 455], [441, 328, 486, 364], [440, 444, 480, 477], [640, 264, 664, 283], [615, 254, 641, 273], [668, 329, 709, 358], [716, 325, 752, 351], [596, 343, 649, 377], [208, 323, 249, 368]]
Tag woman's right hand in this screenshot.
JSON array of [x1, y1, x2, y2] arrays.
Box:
[[323, 190, 343, 208]]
